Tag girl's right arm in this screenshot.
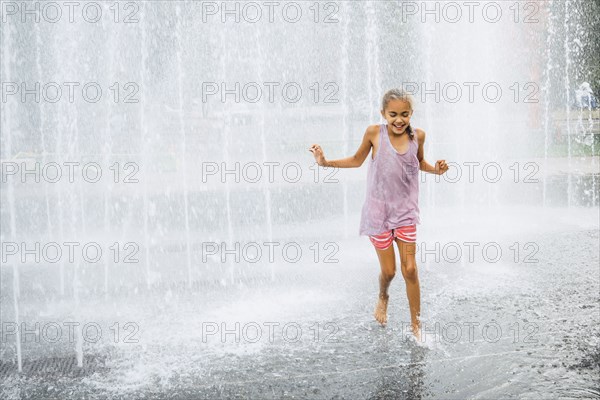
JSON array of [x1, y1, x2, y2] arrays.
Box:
[[309, 126, 375, 168]]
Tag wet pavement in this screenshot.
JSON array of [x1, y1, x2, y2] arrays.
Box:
[[1, 207, 599, 399]]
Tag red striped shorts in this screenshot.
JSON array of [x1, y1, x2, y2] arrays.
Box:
[[369, 225, 417, 250]]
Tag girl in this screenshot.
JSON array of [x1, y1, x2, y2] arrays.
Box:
[[308, 88, 449, 340]]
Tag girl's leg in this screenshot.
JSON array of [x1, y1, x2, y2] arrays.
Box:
[[395, 238, 421, 338], [373, 243, 397, 326]]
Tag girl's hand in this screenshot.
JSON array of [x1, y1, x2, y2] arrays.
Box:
[[308, 144, 327, 167], [435, 160, 449, 175]]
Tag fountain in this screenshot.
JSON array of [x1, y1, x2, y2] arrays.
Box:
[[0, 1, 598, 398]]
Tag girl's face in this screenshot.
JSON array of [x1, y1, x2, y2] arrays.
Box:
[[381, 99, 413, 135]]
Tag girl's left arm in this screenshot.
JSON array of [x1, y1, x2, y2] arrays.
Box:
[[416, 128, 449, 175]]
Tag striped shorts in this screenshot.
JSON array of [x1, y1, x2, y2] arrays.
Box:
[[368, 225, 417, 250]]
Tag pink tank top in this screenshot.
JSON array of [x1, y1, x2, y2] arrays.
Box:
[[359, 123, 421, 236]]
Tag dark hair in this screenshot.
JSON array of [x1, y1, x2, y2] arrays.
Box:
[[405, 124, 414, 140], [381, 88, 415, 140]]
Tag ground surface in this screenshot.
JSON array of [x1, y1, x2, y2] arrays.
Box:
[[1, 206, 599, 399]]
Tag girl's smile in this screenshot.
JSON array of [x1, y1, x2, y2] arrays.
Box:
[[391, 122, 407, 133]]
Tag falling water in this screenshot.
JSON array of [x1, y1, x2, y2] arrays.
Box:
[[340, 5, 350, 237], [45, 24, 67, 296], [217, 22, 235, 286], [66, 22, 85, 367], [174, 4, 194, 289], [564, 0, 573, 207], [102, 5, 118, 296], [252, 24, 275, 281], [420, 18, 437, 211], [2, 13, 22, 373], [139, 5, 152, 291], [371, 5, 382, 122], [542, 0, 555, 207], [34, 21, 54, 263], [364, 2, 377, 123]]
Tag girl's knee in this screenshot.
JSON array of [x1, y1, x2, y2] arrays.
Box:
[[402, 263, 418, 281], [381, 269, 396, 281]]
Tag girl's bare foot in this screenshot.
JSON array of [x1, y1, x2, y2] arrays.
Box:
[[412, 321, 422, 341], [374, 294, 389, 326]]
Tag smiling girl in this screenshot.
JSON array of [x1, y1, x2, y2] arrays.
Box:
[[309, 88, 449, 340]]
